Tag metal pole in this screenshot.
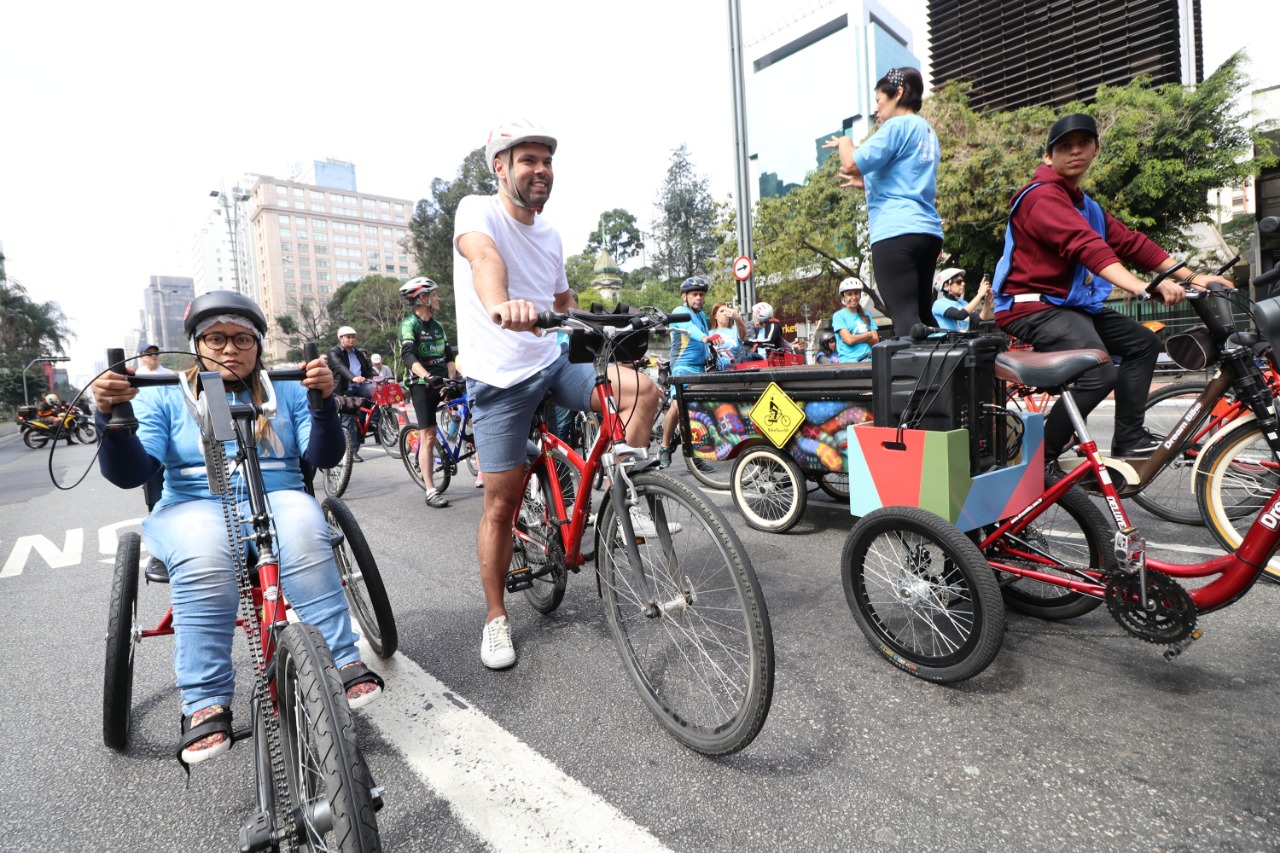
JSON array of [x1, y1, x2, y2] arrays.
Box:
[[727, 0, 754, 308]]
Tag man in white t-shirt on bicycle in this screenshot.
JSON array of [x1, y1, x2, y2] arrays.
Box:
[[454, 119, 660, 670]]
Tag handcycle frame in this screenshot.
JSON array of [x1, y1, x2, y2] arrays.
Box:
[[101, 349, 390, 852]]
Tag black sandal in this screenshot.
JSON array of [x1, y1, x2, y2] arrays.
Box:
[[176, 705, 233, 773], [340, 662, 385, 710]]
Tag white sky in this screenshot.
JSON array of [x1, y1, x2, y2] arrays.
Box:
[[2, 0, 1274, 382]]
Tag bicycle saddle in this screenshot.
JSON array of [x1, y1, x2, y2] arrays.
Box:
[[994, 349, 1109, 390]]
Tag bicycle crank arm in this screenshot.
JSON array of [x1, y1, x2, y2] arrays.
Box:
[[1163, 628, 1205, 661]]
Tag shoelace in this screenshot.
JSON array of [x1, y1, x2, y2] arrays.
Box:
[[488, 619, 511, 650]]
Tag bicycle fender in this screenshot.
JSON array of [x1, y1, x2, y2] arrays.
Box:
[[1189, 410, 1259, 482]]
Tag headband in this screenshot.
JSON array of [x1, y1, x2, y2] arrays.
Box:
[[886, 68, 905, 90]]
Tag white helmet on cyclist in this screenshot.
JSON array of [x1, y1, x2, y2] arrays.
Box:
[[752, 302, 774, 323], [337, 326, 357, 338], [486, 119, 557, 212], [400, 277, 438, 302]]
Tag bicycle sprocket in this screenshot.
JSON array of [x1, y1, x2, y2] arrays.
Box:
[[1103, 571, 1197, 644]]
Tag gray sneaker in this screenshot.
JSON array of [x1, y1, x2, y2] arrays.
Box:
[[657, 447, 672, 468]]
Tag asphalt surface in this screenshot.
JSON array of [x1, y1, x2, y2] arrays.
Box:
[[1, 429, 1278, 852]]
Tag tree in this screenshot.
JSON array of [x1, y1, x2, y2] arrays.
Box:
[[0, 278, 73, 412], [564, 252, 597, 291], [327, 276, 408, 372], [275, 298, 331, 363], [585, 209, 645, 265], [407, 147, 497, 342], [926, 51, 1276, 285], [652, 145, 718, 280]]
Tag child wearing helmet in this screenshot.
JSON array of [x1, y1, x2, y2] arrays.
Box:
[[815, 332, 840, 364], [832, 278, 879, 362], [90, 289, 382, 767], [746, 301, 790, 357]]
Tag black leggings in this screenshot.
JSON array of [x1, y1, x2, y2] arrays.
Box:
[[871, 233, 943, 336]]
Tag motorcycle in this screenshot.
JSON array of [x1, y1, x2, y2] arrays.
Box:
[[18, 403, 96, 449]]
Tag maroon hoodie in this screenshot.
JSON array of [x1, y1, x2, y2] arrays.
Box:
[[995, 164, 1170, 326]]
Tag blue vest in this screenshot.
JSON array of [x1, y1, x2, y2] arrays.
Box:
[[993, 182, 1112, 315]]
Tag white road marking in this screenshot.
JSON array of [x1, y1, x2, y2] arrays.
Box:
[[357, 642, 670, 853]]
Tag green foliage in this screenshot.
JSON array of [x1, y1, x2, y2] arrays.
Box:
[[652, 145, 719, 279], [751, 155, 878, 321], [926, 52, 1276, 282], [406, 146, 496, 343], [564, 252, 597, 291], [0, 279, 73, 411], [326, 276, 410, 372], [585, 209, 645, 265]]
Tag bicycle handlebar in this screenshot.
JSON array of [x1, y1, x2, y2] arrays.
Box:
[[533, 308, 692, 332]]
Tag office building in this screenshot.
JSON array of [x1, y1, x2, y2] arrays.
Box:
[[144, 275, 195, 352], [192, 203, 251, 299], [928, 0, 1203, 112], [745, 0, 920, 201]]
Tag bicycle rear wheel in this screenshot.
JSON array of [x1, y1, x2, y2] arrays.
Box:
[[1194, 418, 1280, 574], [103, 532, 140, 750], [1131, 381, 1211, 524], [324, 497, 398, 658], [596, 470, 773, 755], [276, 622, 382, 852], [324, 432, 354, 498], [842, 506, 1004, 684], [399, 426, 424, 490], [513, 460, 568, 614]]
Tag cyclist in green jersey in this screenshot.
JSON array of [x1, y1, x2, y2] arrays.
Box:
[[399, 278, 456, 508]]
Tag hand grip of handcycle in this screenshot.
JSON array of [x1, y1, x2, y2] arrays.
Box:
[[1145, 261, 1187, 298], [304, 342, 321, 410], [105, 348, 138, 435]]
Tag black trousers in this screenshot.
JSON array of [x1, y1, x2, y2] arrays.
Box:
[[871, 233, 943, 336], [1002, 306, 1160, 456]]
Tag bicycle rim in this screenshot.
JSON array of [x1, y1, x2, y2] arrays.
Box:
[[596, 471, 773, 755], [1131, 381, 1212, 524], [1196, 420, 1280, 574], [515, 462, 567, 614]]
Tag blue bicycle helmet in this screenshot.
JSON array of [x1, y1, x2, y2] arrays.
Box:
[[680, 277, 709, 293]]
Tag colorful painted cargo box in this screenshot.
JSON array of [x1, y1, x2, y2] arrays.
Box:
[[845, 412, 1045, 531], [670, 364, 874, 476]]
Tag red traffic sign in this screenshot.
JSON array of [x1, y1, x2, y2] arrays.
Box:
[[733, 255, 753, 281]]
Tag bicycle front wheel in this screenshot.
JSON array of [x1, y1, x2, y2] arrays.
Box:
[[842, 506, 1004, 684], [399, 425, 424, 490], [596, 470, 774, 755], [103, 532, 140, 750], [324, 497, 397, 658], [276, 622, 382, 853], [1131, 381, 1211, 524], [1195, 418, 1280, 574]]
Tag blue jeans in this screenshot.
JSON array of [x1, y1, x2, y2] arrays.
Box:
[[142, 489, 360, 716]]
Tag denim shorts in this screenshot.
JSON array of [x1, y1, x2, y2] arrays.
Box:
[[467, 352, 595, 473]]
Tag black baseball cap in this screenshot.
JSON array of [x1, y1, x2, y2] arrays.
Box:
[[1046, 113, 1098, 153]]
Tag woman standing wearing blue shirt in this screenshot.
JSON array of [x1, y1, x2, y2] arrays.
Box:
[[824, 67, 942, 336]]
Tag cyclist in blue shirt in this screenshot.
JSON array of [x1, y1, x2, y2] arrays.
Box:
[[831, 277, 879, 363], [659, 276, 719, 470]]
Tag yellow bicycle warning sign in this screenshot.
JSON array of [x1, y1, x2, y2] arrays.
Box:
[[750, 382, 805, 448]]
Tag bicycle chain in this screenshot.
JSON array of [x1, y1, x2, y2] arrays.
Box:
[[209, 438, 295, 850]]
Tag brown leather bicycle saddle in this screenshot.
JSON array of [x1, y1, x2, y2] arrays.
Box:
[[994, 349, 1109, 390]]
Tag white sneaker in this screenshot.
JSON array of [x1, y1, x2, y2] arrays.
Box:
[[480, 615, 516, 670], [629, 510, 683, 537]]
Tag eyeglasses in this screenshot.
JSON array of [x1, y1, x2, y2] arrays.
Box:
[[199, 332, 258, 351]]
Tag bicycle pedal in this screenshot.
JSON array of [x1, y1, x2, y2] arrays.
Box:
[[506, 566, 534, 592]]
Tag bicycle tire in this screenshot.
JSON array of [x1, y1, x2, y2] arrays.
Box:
[[817, 472, 850, 502], [276, 622, 382, 852], [399, 425, 425, 490], [375, 407, 400, 453], [1194, 418, 1280, 573], [1131, 381, 1212, 524], [323, 498, 398, 658], [596, 470, 774, 755], [432, 431, 452, 494], [103, 531, 140, 750], [514, 460, 567, 614], [986, 472, 1112, 620], [683, 451, 733, 491], [842, 506, 1005, 684], [730, 446, 807, 533], [23, 429, 48, 449], [323, 432, 354, 498]]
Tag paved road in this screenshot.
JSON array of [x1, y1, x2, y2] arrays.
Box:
[[1, 432, 1278, 852]]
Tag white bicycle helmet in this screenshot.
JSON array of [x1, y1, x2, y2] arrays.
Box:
[[485, 119, 557, 175], [400, 277, 438, 302], [752, 302, 774, 323]]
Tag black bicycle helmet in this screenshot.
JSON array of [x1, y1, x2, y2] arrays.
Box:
[[183, 290, 268, 338], [680, 276, 709, 293]]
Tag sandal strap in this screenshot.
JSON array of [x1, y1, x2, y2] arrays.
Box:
[[175, 706, 234, 772], [341, 662, 385, 693]]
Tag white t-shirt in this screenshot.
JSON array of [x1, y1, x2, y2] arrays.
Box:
[[452, 194, 567, 388]]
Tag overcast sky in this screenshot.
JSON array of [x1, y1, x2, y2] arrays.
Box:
[[2, 0, 1273, 381]]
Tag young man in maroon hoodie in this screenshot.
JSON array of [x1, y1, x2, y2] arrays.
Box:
[[991, 113, 1233, 459]]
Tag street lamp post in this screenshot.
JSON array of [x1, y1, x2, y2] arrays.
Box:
[[210, 187, 251, 294], [22, 356, 70, 407]]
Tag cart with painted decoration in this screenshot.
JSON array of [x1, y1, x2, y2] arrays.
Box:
[[669, 363, 875, 533]]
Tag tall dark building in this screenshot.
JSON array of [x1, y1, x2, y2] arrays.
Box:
[[928, 0, 1203, 112]]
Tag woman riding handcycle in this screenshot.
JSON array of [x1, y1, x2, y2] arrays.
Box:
[[93, 290, 385, 850]]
